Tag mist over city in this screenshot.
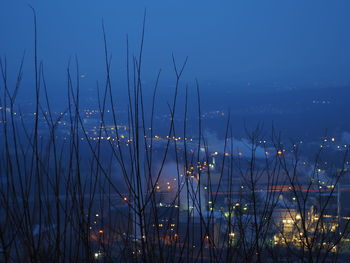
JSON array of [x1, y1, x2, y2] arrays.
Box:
[[1, 1, 350, 262]]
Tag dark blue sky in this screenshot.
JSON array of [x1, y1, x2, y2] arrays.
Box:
[[1, 0, 350, 86]]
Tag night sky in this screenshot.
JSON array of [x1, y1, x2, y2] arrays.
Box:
[[1, 0, 350, 87]]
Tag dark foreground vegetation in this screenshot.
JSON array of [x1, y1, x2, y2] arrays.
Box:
[[1, 10, 350, 262]]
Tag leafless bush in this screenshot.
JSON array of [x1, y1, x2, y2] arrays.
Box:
[[0, 9, 349, 263]]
